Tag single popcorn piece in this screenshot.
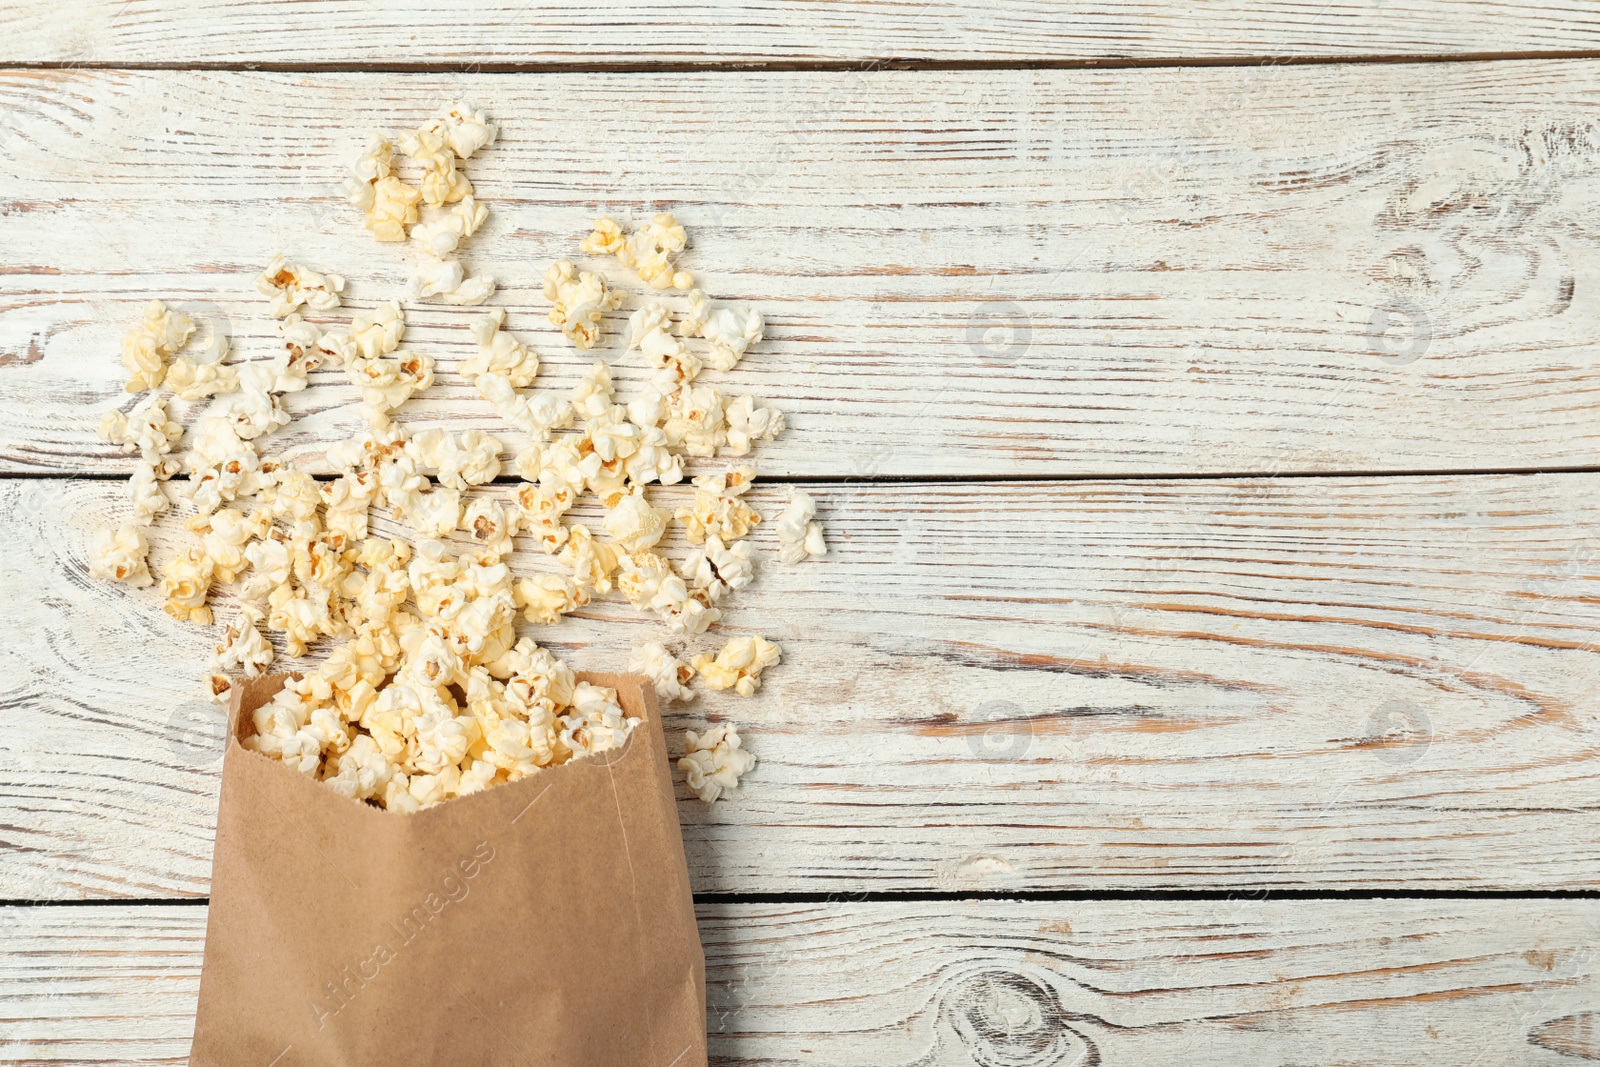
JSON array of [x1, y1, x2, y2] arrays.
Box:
[[412, 196, 489, 258], [602, 490, 669, 553], [776, 489, 826, 564], [396, 126, 473, 207], [255, 255, 345, 318], [692, 635, 782, 696], [100, 397, 182, 462], [408, 251, 496, 305], [629, 642, 695, 704], [543, 260, 621, 350], [678, 723, 756, 803], [343, 135, 422, 242], [213, 604, 274, 682], [406, 428, 502, 490], [464, 308, 539, 387], [676, 464, 761, 544], [88, 524, 153, 587], [129, 457, 172, 523], [627, 302, 702, 384], [160, 546, 216, 626], [679, 535, 755, 604], [165, 356, 239, 401], [514, 573, 587, 625], [121, 300, 195, 393], [721, 394, 784, 457], [580, 216, 626, 257], [408, 487, 463, 540], [677, 289, 765, 371], [420, 100, 498, 160]]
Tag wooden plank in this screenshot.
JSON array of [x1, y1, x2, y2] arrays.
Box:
[[4, 65, 1600, 479], [4, 1, 1600, 66], [8, 473, 1600, 898], [4, 899, 1600, 1064]]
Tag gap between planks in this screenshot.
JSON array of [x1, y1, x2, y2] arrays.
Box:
[[10, 50, 1600, 73]]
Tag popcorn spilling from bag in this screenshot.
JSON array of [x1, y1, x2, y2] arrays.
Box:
[[89, 102, 825, 810]]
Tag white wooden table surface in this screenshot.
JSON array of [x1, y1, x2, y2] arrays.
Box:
[[4, 4, 1600, 1063]]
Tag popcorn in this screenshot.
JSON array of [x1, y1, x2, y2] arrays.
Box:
[[92, 103, 810, 813], [678, 723, 756, 803], [629, 642, 695, 704], [396, 126, 472, 207], [627, 302, 702, 384], [679, 535, 755, 604], [514, 573, 586, 624], [129, 457, 172, 523], [721, 394, 784, 456], [343, 136, 422, 242], [662, 382, 728, 458], [777, 490, 826, 563], [420, 100, 498, 160], [121, 300, 194, 393], [349, 350, 434, 427], [464, 308, 540, 387], [602, 490, 669, 553], [587, 214, 693, 291], [409, 487, 462, 540], [676, 464, 761, 544], [406, 428, 502, 490], [700, 304, 764, 372], [100, 397, 182, 462], [412, 196, 489, 258], [559, 524, 620, 597], [407, 251, 496, 305], [543, 260, 621, 350], [160, 546, 216, 626], [692, 636, 781, 696], [88, 524, 152, 587], [214, 604, 274, 679], [461, 496, 516, 558], [164, 357, 239, 401], [255, 255, 345, 318]]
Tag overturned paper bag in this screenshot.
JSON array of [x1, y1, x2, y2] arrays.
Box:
[[190, 672, 706, 1067]]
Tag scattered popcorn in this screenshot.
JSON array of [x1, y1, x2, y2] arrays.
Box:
[[544, 260, 621, 350], [255, 255, 345, 319], [692, 636, 781, 696], [90, 101, 811, 813], [629, 642, 694, 704], [776, 489, 826, 564], [678, 723, 756, 803], [121, 300, 194, 393], [88, 524, 152, 587]]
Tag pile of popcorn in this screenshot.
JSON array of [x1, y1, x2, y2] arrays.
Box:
[[88, 101, 824, 811]]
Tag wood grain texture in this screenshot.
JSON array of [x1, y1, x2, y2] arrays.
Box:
[[11, 472, 1600, 898], [4, 65, 1600, 479], [4, 899, 1600, 1064], [4, 1, 1600, 65]]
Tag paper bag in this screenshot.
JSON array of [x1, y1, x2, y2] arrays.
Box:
[[190, 672, 707, 1067]]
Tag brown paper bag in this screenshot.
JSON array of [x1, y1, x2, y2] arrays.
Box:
[[190, 672, 706, 1067]]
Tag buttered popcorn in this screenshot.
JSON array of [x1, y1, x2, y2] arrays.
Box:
[[90, 102, 821, 808]]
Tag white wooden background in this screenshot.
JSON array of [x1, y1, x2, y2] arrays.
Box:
[[4, 4, 1600, 1063]]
